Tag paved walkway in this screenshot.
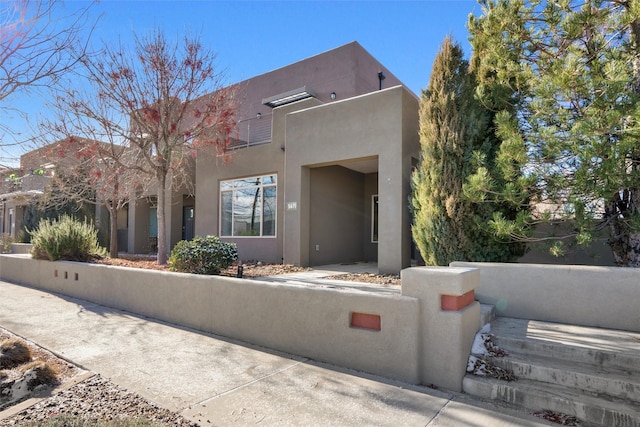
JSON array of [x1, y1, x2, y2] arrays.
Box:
[[0, 280, 553, 426]]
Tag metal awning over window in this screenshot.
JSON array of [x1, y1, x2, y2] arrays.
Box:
[[262, 86, 315, 108]]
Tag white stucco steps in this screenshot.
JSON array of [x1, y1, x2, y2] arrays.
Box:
[[488, 352, 640, 401], [463, 317, 640, 427], [489, 317, 640, 371], [463, 376, 640, 427]]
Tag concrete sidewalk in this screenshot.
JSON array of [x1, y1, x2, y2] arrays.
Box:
[[0, 280, 552, 426]]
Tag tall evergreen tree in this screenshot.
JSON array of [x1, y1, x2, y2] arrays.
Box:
[[411, 36, 524, 265], [467, 0, 640, 266]]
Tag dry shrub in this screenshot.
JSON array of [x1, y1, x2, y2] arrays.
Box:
[[20, 361, 59, 389], [0, 338, 32, 368]]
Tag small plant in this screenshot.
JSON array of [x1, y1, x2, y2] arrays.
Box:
[[0, 233, 14, 253], [29, 215, 107, 262], [19, 361, 59, 389], [169, 235, 237, 275], [0, 338, 32, 369]]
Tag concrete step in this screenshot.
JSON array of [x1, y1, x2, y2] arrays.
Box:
[[489, 317, 640, 372], [488, 352, 640, 401], [480, 304, 495, 326], [464, 317, 640, 427], [463, 375, 640, 427]]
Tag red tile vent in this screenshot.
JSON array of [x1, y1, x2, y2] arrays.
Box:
[[441, 290, 475, 311], [350, 312, 381, 331]]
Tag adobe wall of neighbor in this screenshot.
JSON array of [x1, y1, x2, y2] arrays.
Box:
[[1, 256, 637, 391]]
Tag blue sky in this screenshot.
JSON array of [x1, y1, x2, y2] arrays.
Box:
[[1, 0, 480, 166]]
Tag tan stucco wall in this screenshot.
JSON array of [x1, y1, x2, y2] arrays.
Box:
[[194, 99, 322, 263], [402, 267, 481, 391], [284, 86, 419, 273], [451, 262, 640, 332], [309, 166, 365, 265], [0, 255, 422, 384], [517, 223, 615, 266], [229, 41, 407, 125], [128, 198, 152, 253]]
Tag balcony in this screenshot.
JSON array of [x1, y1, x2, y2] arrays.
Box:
[[230, 113, 272, 149]]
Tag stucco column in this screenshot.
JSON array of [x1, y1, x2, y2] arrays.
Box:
[[283, 165, 310, 266], [377, 153, 411, 274], [127, 198, 136, 254], [127, 198, 149, 254], [401, 266, 481, 391]]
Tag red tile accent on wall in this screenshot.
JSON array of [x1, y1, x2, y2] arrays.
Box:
[[441, 290, 475, 311], [350, 312, 381, 331]]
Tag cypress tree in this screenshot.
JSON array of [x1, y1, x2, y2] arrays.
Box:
[[411, 36, 524, 265]]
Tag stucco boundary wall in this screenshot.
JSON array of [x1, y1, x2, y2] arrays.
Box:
[[0, 254, 481, 391], [451, 262, 640, 333]]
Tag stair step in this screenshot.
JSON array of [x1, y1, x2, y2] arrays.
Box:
[[490, 317, 640, 372], [486, 353, 640, 401], [480, 304, 495, 326], [463, 375, 640, 427]]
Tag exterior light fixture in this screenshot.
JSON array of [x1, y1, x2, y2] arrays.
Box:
[[378, 71, 386, 90], [256, 112, 262, 119], [330, 92, 336, 100]]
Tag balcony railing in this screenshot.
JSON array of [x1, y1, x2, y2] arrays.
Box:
[[230, 113, 272, 149]]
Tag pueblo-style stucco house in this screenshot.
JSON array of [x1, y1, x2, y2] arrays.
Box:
[[193, 42, 420, 274], [0, 139, 120, 245]]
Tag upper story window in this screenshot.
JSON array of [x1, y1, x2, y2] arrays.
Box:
[[220, 174, 277, 237]]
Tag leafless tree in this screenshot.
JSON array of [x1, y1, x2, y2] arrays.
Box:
[[0, 0, 94, 102], [47, 28, 236, 264], [1, 0, 96, 165]]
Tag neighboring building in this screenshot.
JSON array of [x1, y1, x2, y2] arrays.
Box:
[[193, 42, 420, 273], [0, 145, 57, 239], [0, 139, 117, 245]]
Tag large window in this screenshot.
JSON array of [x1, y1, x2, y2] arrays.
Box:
[[220, 175, 277, 237]]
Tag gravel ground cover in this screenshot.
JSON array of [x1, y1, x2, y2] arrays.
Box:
[[0, 331, 197, 426], [0, 374, 197, 426], [96, 256, 401, 286]]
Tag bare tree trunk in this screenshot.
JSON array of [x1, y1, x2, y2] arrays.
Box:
[[109, 204, 119, 259], [156, 171, 168, 265], [609, 12, 640, 267], [610, 225, 640, 267]]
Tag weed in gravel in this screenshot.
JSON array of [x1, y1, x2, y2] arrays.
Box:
[[20, 360, 59, 389], [0, 338, 32, 369]]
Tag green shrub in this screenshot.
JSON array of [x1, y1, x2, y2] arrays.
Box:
[[29, 215, 107, 262], [169, 235, 237, 275], [0, 338, 32, 369], [1, 233, 14, 253]]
